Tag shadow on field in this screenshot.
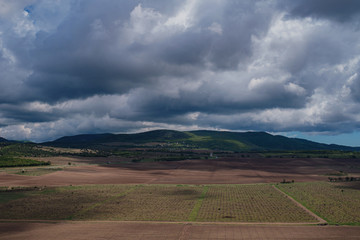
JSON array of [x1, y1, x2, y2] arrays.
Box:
[[333, 182, 360, 191], [97, 157, 360, 176], [159, 188, 201, 198], [0, 222, 57, 236], [150, 171, 170, 175]]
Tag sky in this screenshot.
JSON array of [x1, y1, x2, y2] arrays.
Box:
[[0, 0, 360, 146]]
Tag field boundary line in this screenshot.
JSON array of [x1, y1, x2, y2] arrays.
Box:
[[68, 185, 139, 220], [0, 219, 325, 226], [188, 186, 208, 221], [272, 185, 327, 225]]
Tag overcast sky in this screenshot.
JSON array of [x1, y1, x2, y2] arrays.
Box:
[[0, 0, 360, 146]]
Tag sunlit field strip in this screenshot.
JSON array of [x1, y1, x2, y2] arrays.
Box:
[[196, 184, 317, 222], [277, 182, 360, 225]]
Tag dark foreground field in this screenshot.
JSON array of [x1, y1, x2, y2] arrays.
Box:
[[1, 222, 360, 240]]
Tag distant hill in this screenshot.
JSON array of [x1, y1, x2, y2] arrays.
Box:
[[0, 137, 9, 143], [42, 130, 360, 152], [44, 130, 190, 147]]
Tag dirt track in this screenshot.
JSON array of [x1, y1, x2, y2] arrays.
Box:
[[1, 221, 360, 240]]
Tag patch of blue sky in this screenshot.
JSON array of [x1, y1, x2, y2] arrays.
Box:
[[24, 5, 34, 14], [282, 131, 360, 147]]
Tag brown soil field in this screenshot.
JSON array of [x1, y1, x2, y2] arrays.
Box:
[[1, 221, 360, 240], [2, 156, 359, 186]]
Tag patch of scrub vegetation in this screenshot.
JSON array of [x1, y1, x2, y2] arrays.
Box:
[[112, 150, 141, 157], [277, 182, 360, 225], [0, 156, 51, 168], [261, 150, 360, 159], [324, 171, 348, 177], [0, 142, 53, 167], [0, 143, 56, 157]]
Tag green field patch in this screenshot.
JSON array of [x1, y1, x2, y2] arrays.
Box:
[[184, 132, 212, 142], [183, 132, 249, 151], [188, 186, 208, 221], [0, 156, 51, 168], [277, 182, 360, 225], [196, 184, 317, 222]]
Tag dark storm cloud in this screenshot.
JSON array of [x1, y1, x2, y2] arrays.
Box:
[[280, 0, 360, 22], [0, 0, 360, 142], [349, 73, 360, 101], [15, 0, 273, 103], [124, 82, 307, 121], [0, 105, 57, 123]]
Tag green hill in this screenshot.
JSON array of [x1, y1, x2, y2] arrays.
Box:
[[43, 130, 360, 152]]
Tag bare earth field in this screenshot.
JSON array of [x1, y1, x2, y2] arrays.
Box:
[[2, 156, 359, 186], [1, 221, 360, 240]]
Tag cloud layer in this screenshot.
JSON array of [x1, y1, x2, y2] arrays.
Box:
[[0, 0, 360, 142]]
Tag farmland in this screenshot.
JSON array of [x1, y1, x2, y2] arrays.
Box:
[[0, 184, 317, 223], [6, 182, 360, 225], [277, 182, 360, 225], [196, 184, 316, 222], [0, 185, 132, 220], [75, 185, 203, 221]]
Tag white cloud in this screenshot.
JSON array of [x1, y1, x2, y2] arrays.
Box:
[[284, 83, 306, 96], [165, 0, 198, 30], [208, 22, 222, 35]]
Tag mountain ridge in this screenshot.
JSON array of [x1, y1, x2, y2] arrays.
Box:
[[0, 137, 9, 143], [42, 130, 360, 152]]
